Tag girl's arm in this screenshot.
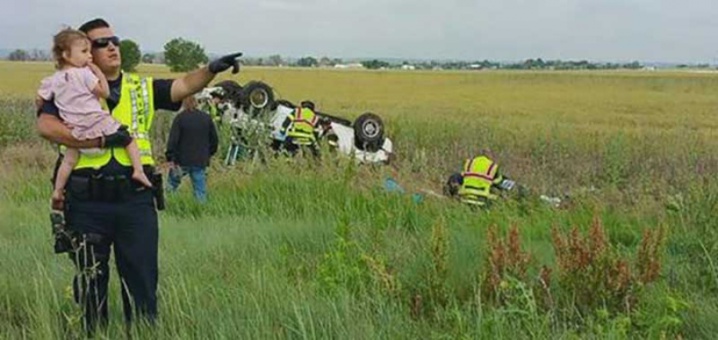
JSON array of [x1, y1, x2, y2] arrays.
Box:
[[88, 63, 110, 99]]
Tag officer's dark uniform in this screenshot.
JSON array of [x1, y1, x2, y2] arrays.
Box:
[[39, 75, 180, 329]]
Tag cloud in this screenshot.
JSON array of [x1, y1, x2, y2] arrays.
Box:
[[258, 1, 306, 12], [1, 0, 715, 62]]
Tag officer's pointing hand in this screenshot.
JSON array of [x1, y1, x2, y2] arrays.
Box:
[[209, 52, 243, 74]]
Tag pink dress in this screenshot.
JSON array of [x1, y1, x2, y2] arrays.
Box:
[[38, 67, 121, 140]]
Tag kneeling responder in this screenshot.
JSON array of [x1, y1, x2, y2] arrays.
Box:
[[444, 154, 518, 208], [278, 100, 320, 157]]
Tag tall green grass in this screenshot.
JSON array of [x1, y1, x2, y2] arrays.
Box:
[[1, 68, 717, 339]]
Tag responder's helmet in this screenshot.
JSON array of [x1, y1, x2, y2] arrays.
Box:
[[300, 100, 315, 111]]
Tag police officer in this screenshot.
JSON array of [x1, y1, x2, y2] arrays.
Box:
[[36, 18, 241, 331], [444, 153, 518, 208]]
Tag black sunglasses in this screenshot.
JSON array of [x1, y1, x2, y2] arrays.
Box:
[[91, 36, 120, 49]]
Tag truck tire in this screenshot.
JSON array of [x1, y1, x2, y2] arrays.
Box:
[[241, 81, 274, 111], [353, 112, 384, 151]]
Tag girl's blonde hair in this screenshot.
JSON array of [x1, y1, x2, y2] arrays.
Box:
[[52, 28, 88, 69]]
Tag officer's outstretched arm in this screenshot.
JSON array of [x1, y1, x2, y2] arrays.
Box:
[[37, 114, 100, 149], [170, 52, 242, 103], [170, 67, 216, 103]]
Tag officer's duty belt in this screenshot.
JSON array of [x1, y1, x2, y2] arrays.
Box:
[[67, 170, 154, 203]]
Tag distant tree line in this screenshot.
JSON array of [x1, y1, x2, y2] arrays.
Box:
[[239, 55, 344, 67], [6, 37, 717, 72], [7, 49, 51, 61], [356, 59, 647, 70], [676, 63, 712, 69], [501, 58, 644, 70], [237, 57, 664, 71]]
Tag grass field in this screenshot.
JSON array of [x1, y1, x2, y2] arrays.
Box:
[[1, 61, 717, 338]]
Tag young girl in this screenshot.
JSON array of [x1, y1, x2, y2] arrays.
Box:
[[38, 28, 152, 205]]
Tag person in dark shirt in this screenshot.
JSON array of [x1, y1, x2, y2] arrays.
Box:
[[165, 96, 219, 203], [34, 17, 241, 333]]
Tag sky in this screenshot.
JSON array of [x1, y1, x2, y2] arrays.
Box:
[[1, 0, 716, 63]]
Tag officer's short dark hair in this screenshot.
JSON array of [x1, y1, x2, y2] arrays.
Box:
[[79, 18, 111, 34], [300, 100, 315, 111]]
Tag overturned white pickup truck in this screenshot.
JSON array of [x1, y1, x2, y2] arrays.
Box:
[[196, 80, 394, 165]]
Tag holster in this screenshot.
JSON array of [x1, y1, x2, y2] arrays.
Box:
[[150, 172, 165, 211], [50, 210, 79, 254]]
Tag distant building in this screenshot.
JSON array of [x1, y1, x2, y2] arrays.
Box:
[[334, 63, 365, 69], [401, 64, 416, 70]]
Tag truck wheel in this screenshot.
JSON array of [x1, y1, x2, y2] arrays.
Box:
[[241, 81, 274, 111], [353, 113, 384, 151]]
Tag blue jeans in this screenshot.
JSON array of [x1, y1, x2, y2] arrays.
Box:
[[168, 166, 207, 203]]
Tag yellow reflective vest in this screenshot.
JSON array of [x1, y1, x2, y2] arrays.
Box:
[[75, 73, 156, 169], [207, 102, 220, 123], [458, 156, 504, 206], [285, 107, 318, 145]]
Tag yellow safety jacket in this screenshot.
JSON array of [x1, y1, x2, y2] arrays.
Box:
[[285, 107, 318, 145], [458, 156, 504, 206], [75, 73, 156, 169]]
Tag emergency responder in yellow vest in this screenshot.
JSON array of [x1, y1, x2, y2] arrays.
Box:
[[443, 154, 518, 208], [278, 100, 320, 158], [208, 91, 222, 124], [35, 18, 241, 333]]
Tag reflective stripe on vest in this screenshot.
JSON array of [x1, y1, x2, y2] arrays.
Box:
[[294, 107, 318, 126], [458, 156, 499, 203], [74, 73, 156, 169]]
